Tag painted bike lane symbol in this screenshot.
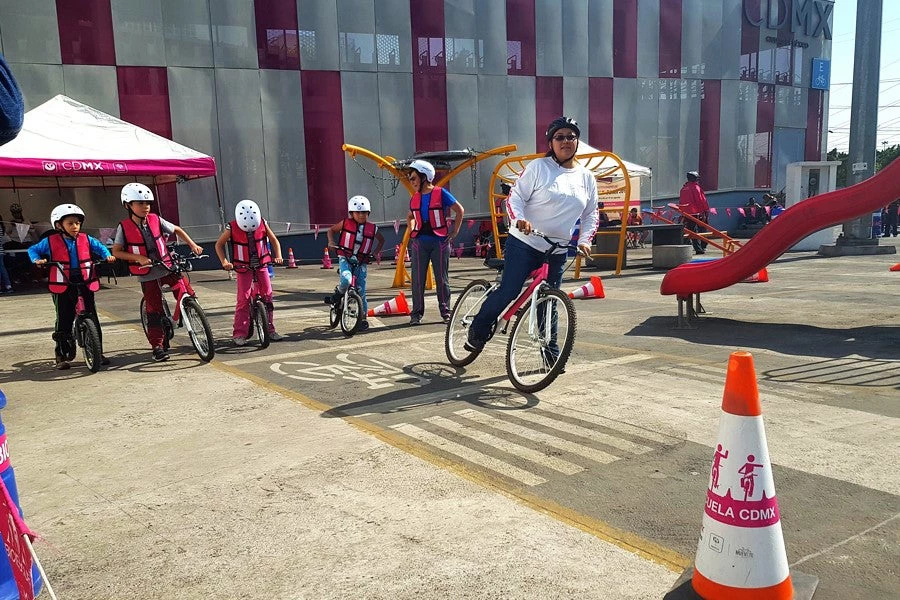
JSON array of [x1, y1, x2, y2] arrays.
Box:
[[271, 353, 430, 390]]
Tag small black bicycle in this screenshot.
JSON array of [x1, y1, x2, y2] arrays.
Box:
[[234, 266, 272, 349], [326, 255, 366, 337], [48, 260, 106, 373]]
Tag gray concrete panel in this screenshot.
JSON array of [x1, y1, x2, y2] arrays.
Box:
[[167, 67, 222, 231], [588, 0, 614, 77], [475, 0, 508, 75], [297, 0, 340, 70], [444, 0, 478, 75], [681, 0, 705, 78], [111, 0, 166, 66], [62, 65, 120, 117], [735, 80, 758, 188], [612, 78, 638, 166], [338, 0, 377, 72], [680, 79, 702, 186], [342, 71, 385, 221], [636, 0, 659, 79], [775, 85, 807, 129], [161, 0, 214, 67], [260, 70, 309, 229], [656, 80, 682, 198], [562, 0, 589, 77], [8, 63, 63, 110], [720, 0, 742, 80], [446, 73, 479, 208], [535, 0, 563, 76], [374, 0, 412, 72], [214, 69, 267, 214], [717, 79, 739, 190], [563, 77, 589, 145], [210, 0, 258, 69], [756, 16, 776, 84], [634, 79, 660, 193], [377, 72, 415, 221], [0, 0, 61, 64], [507, 76, 536, 154], [477, 74, 510, 215]]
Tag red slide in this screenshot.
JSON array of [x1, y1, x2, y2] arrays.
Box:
[[660, 159, 900, 297]]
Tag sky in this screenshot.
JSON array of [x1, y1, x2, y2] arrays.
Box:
[[826, 0, 900, 152]]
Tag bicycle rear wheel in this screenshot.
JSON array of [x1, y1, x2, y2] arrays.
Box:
[[445, 279, 491, 367], [253, 299, 271, 349], [140, 297, 149, 337], [78, 318, 102, 373], [340, 290, 363, 336], [183, 297, 215, 361], [506, 288, 576, 393]]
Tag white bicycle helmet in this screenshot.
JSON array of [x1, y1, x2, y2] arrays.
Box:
[[121, 182, 154, 205], [50, 204, 85, 228], [348, 195, 371, 212], [408, 159, 435, 183], [235, 199, 262, 232]]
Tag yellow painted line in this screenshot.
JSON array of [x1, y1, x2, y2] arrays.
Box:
[[211, 359, 691, 572]]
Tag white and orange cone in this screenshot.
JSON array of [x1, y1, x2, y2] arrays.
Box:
[[691, 351, 792, 600], [286, 248, 298, 268], [367, 291, 410, 317], [568, 276, 605, 299], [890, 263, 900, 272], [321, 247, 332, 270]]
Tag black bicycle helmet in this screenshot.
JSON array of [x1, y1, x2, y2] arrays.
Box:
[[545, 116, 581, 141]]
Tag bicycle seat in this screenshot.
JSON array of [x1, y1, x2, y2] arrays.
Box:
[[484, 257, 505, 271]]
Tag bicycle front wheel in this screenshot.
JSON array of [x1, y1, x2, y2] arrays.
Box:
[[78, 318, 102, 373], [340, 290, 363, 336], [253, 299, 271, 349], [183, 297, 215, 362], [445, 279, 491, 367], [506, 288, 576, 393]]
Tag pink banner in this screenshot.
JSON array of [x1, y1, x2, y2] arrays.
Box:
[[726, 208, 732, 217], [0, 156, 216, 178], [393, 220, 400, 234], [709, 207, 718, 215], [314, 224, 319, 239], [0, 481, 34, 600], [738, 207, 746, 216], [467, 219, 475, 230]]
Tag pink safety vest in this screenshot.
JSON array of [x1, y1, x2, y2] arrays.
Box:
[[337, 218, 377, 263], [410, 187, 448, 238], [120, 214, 171, 276], [48, 233, 99, 294], [230, 220, 271, 266]]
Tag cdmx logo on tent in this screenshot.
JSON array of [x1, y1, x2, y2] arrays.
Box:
[[42, 161, 128, 173]]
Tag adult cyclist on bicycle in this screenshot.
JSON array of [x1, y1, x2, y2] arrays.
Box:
[[465, 116, 598, 354]]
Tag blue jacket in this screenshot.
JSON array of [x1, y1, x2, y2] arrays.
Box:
[[0, 54, 23, 146], [28, 234, 111, 267]]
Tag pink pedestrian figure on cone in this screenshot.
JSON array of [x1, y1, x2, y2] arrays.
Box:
[[711, 444, 729, 490], [738, 454, 764, 500]]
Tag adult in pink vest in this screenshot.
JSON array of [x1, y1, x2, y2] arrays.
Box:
[[678, 171, 711, 254], [112, 183, 203, 362], [405, 159, 464, 325], [27, 204, 115, 369], [214, 199, 284, 345]]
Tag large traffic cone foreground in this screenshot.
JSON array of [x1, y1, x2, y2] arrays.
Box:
[[286, 248, 298, 268], [666, 351, 818, 600], [367, 291, 410, 317], [568, 276, 605, 299]]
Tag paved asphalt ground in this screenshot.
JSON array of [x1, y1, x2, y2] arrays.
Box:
[[0, 239, 897, 599]]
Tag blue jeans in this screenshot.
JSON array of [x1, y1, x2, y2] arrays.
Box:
[[338, 257, 368, 313], [468, 235, 567, 346], [0, 253, 10, 289]]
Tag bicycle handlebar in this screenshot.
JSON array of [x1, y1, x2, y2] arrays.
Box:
[[43, 259, 108, 285], [529, 230, 585, 254]]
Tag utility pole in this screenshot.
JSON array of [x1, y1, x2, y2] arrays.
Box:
[[823, 0, 894, 256]]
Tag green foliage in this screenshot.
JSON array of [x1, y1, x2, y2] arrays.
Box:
[[876, 144, 900, 173], [827, 148, 848, 188]]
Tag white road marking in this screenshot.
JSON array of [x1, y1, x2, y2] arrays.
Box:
[[507, 411, 653, 455]]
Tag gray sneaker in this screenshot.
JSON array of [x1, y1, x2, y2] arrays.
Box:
[[409, 316, 422, 326], [233, 336, 247, 347], [269, 332, 284, 341]]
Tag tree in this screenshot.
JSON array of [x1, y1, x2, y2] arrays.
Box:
[[876, 143, 900, 173], [827, 148, 849, 188]]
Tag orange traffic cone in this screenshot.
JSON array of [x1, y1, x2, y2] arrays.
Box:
[[286, 248, 298, 268], [666, 351, 818, 600], [321, 248, 332, 270], [890, 263, 900, 272], [742, 267, 769, 283], [568, 276, 605, 299], [367, 291, 410, 317]]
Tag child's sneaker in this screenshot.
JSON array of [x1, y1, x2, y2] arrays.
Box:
[[358, 321, 370, 332], [269, 332, 284, 341], [100, 355, 111, 366], [152, 347, 170, 362], [55, 356, 70, 370], [233, 337, 247, 347]]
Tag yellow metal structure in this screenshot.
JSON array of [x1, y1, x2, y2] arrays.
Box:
[[343, 143, 517, 289], [487, 151, 632, 276]]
